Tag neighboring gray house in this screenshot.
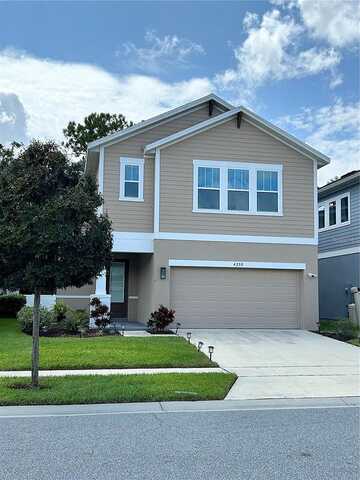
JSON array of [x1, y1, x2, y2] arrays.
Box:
[[318, 170, 360, 319], [54, 94, 330, 330]]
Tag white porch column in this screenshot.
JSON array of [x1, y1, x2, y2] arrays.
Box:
[[90, 269, 111, 327]]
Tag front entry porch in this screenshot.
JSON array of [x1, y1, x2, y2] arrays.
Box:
[[93, 253, 153, 325]]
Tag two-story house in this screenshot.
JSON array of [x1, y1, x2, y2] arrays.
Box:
[[58, 94, 330, 330], [318, 170, 360, 320]]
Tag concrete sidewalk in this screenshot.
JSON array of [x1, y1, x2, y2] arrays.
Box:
[[0, 396, 359, 418], [0, 367, 224, 377]]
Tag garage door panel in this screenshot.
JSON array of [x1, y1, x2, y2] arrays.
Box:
[[170, 267, 299, 328]]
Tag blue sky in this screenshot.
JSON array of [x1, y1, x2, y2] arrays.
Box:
[[0, 0, 359, 184]]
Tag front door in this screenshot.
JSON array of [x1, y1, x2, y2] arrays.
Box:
[[110, 261, 128, 318]]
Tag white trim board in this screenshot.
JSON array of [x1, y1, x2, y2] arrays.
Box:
[[111, 231, 317, 251], [318, 246, 360, 259], [156, 231, 317, 245], [169, 259, 306, 270], [112, 231, 154, 253], [56, 295, 90, 299]]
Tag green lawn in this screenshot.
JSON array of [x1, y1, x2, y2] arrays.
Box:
[[0, 373, 236, 406], [0, 318, 216, 370]]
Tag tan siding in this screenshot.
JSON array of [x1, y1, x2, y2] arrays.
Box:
[[171, 268, 300, 328], [103, 105, 222, 232], [57, 282, 95, 296], [160, 118, 315, 237]]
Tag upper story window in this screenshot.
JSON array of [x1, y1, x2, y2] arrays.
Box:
[[193, 160, 282, 216], [198, 167, 220, 210], [119, 157, 144, 202], [318, 192, 350, 231]]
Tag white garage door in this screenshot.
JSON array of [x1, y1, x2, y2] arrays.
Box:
[[170, 267, 300, 328]]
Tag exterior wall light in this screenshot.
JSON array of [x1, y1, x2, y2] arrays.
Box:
[[208, 345, 214, 361], [160, 267, 167, 280], [186, 331, 192, 343], [197, 341, 204, 352]]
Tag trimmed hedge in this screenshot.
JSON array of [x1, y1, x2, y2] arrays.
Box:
[[0, 294, 26, 317]]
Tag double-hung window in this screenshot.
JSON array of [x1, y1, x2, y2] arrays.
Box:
[[119, 157, 144, 201], [318, 192, 350, 231], [193, 160, 282, 215], [227, 169, 249, 211], [197, 167, 220, 210], [256, 170, 279, 212]]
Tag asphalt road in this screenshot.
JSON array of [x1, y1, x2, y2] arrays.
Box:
[[0, 405, 358, 480]]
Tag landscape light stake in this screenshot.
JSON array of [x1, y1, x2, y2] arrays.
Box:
[[197, 341, 204, 352], [121, 325, 125, 336], [175, 322, 181, 335], [186, 331, 192, 343], [208, 345, 214, 361]]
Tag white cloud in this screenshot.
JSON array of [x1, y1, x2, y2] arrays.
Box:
[[118, 30, 205, 73], [0, 48, 213, 142], [215, 10, 341, 95], [296, 0, 360, 47], [277, 101, 360, 185]]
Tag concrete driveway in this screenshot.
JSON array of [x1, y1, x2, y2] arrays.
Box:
[[181, 329, 360, 400]]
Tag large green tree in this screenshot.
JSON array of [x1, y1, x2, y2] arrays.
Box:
[[63, 112, 133, 162], [0, 140, 112, 387]]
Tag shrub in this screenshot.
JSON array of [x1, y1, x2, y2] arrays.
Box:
[[334, 319, 359, 341], [64, 309, 89, 334], [17, 304, 89, 336], [148, 305, 175, 333], [0, 294, 26, 317], [17, 306, 54, 335], [90, 297, 111, 331]]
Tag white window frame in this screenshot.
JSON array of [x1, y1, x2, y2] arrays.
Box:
[[119, 157, 144, 202], [193, 160, 283, 216], [318, 191, 350, 231]]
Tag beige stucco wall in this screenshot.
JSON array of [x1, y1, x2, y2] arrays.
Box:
[[103, 105, 223, 232], [142, 240, 318, 330], [159, 117, 315, 237]]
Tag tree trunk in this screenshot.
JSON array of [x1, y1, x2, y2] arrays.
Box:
[[31, 289, 40, 388]]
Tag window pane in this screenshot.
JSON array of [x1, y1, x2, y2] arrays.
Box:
[[198, 189, 220, 209], [257, 171, 278, 191], [125, 164, 139, 181], [198, 167, 220, 188], [124, 181, 139, 198], [318, 209, 325, 229], [341, 197, 349, 222], [228, 191, 249, 211], [228, 169, 249, 190], [257, 192, 278, 212], [110, 262, 125, 303], [329, 201, 336, 225]]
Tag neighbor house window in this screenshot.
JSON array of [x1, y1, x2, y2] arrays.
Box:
[[318, 206, 325, 230], [193, 160, 282, 215], [318, 192, 350, 231], [119, 157, 144, 201], [256, 170, 279, 213], [341, 196, 349, 223]]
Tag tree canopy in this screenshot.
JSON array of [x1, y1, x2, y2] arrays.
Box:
[[0, 140, 113, 294], [63, 112, 133, 161]]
